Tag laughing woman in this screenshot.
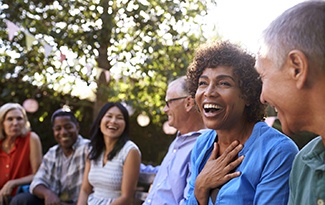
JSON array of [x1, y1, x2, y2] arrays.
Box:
[[185, 41, 298, 205], [77, 102, 141, 205]]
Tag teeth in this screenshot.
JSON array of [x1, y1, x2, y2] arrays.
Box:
[[203, 104, 221, 109], [108, 126, 117, 130], [274, 107, 278, 112]]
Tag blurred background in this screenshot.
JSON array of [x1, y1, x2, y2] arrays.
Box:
[[0, 0, 315, 165]]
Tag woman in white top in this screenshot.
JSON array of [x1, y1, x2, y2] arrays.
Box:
[[77, 102, 141, 205]]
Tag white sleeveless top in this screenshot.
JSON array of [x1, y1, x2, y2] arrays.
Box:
[[87, 140, 140, 205]]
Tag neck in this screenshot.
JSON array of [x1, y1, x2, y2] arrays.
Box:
[[62, 148, 73, 157], [1, 136, 17, 153], [104, 137, 118, 153], [178, 113, 206, 135], [299, 78, 325, 140], [217, 122, 255, 147], [2, 135, 17, 147]]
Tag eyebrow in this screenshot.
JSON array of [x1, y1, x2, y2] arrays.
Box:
[[199, 74, 236, 82]]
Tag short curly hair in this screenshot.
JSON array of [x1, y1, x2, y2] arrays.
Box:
[[187, 41, 266, 123]]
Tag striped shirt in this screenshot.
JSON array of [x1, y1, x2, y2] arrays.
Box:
[[87, 140, 140, 204]]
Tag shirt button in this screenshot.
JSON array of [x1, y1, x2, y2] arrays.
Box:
[[6, 164, 9, 168], [318, 199, 324, 205], [173, 149, 176, 153]]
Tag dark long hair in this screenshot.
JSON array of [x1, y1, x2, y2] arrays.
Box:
[[88, 102, 130, 161]]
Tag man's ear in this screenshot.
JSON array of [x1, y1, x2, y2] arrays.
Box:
[[185, 97, 195, 112], [287, 50, 308, 89]]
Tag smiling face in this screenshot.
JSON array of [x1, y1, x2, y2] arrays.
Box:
[[52, 116, 79, 154], [100, 106, 126, 140], [3, 109, 25, 138], [195, 67, 247, 130], [163, 82, 188, 130], [255, 52, 302, 135]]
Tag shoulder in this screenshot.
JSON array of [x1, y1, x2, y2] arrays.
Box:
[[253, 122, 298, 158], [75, 135, 90, 150], [45, 144, 60, 156], [124, 140, 140, 152], [299, 136, 322, 153], [294, 136, 323, 160], [78, 135, 90, 144], [29, 131, 41, 143], [121, 141, 141, 157], [195, 129, 216, 147], [256, 122, 297, 147]]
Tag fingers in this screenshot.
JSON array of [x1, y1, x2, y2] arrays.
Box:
[[207, 142, 219, 161], [219, 141, 243, 163], [223, 140, 241, 155], [223, 171, 241, 182], [4, 196, 9, 205], [226, 155, 244, 171]]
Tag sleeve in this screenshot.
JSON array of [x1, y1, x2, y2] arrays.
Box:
[[179, 159, 194, 205], [253, 139, 298, 205], [121, 141, 141, 163], [183, 140, 200, 205], [140, 163, 160, 174], [29, 150, 54, 193]]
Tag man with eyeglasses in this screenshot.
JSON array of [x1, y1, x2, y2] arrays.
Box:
[[141, 76, 208, 205]]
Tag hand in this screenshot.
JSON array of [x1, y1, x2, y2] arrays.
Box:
[[0, 181, 15, 205], [0, 180, 15, 197], [194, 140, 244, 204], [43, 192, 62, 205]]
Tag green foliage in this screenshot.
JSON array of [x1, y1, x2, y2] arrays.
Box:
[[0, 0, 215, 163]]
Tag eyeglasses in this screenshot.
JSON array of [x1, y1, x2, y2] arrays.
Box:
[[165, 96, 188, 107]]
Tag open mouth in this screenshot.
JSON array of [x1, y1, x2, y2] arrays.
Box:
[[203, 104, 222, 113], [107, 125, 118, 130]]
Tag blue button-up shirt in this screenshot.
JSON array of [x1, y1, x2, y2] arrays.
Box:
[[142, 129, 209, 205], [186, 122, 298, 205]]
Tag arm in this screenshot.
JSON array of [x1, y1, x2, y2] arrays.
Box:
[[0, 132, 43, 196], [33, 184, 61, 205], [110, 148, 141, 205], [30, 148, 61, 205], [77, 158, 93, 205]]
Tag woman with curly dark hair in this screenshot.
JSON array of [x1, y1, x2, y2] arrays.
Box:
[[78, 102, 141, 205], [185, 41, 298, 205]]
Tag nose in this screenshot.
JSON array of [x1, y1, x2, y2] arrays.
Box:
[[260, 92, 267, 104], [163, 104, 169, 113], [12, 119, 19, 125], [110, 116, 119, 123], [59, 127, 68, 135], [204, 84, 217, 97]]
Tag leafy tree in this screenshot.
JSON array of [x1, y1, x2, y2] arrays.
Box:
[[0, 0, 215, 163]]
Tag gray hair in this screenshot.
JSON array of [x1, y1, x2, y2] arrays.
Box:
[[0, 103, 31, 140], [260, 0, 325, 70], [168, 76, 189, 97]]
